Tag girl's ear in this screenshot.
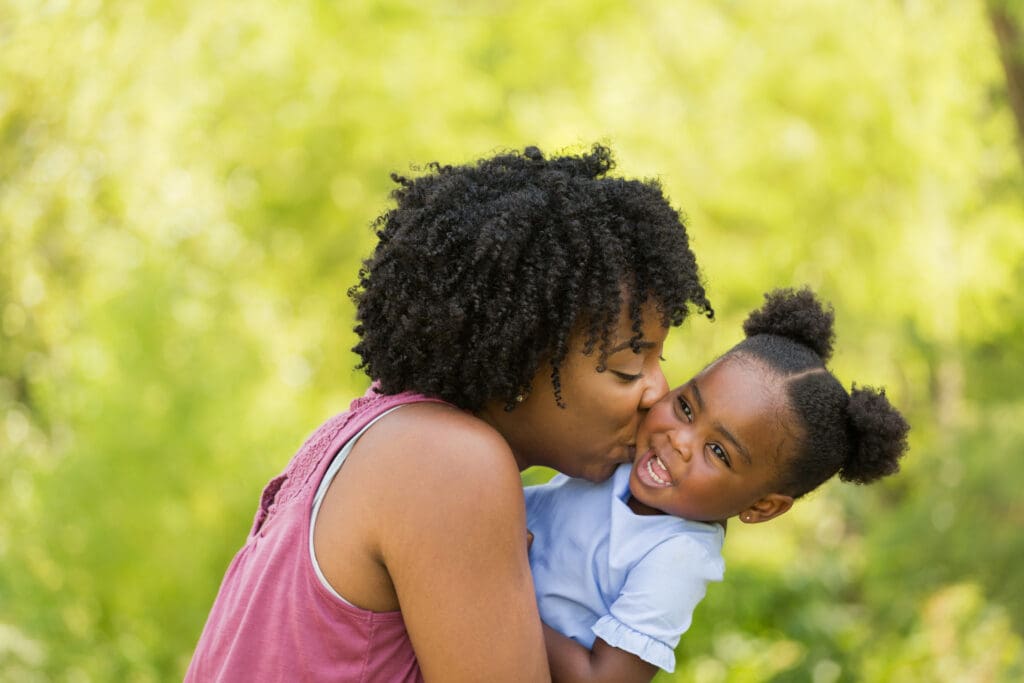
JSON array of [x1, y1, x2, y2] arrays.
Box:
[[739, 494, 793, 524]]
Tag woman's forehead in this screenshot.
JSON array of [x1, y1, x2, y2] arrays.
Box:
[[575, 298, 668, 353]]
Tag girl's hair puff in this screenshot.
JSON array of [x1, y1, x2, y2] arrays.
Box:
[[728, 287, 909, 498], [349, 144, 713, 411]]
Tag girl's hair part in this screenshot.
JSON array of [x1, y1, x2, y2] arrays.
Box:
[[729, 287, 910, 498]]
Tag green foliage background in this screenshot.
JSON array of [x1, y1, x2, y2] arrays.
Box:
[[2, 1, 1023, 681]]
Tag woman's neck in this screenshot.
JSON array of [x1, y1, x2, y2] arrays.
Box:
[[473, 402, 531, 471]]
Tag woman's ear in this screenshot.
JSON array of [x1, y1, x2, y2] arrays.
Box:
[[739, 493, 794, 524]]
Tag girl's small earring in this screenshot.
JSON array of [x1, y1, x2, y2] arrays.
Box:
[[515, 394, 525, 404]]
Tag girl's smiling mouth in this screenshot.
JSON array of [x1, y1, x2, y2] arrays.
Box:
[[635, 449, 673, 488]]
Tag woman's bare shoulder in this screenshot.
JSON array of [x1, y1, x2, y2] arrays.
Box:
[[314, 400, 531, 620], [359, 402, 522, 488], [349, 401, 527, 562], [355, 405, 547, 681]]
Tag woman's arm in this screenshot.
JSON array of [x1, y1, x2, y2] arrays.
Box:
[[544, 626, 658, 683], [358, 404, 551, 682]]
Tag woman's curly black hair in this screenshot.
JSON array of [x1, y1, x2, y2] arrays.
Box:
[[725, 287, 910, 498], [349, 144, 713, 411]]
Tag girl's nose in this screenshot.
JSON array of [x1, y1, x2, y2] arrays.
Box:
[[668, 428, 694, 462]]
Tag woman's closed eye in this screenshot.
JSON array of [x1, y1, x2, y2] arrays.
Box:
[[612, 370, 643, 382]]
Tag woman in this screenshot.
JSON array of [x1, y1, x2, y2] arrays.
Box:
[[185, 144, 713, 682]]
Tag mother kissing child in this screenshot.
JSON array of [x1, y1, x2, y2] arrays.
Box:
[[186, 144, 714, 682]]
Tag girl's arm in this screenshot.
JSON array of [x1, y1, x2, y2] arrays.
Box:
[[544, 626, 659, 683], [546, 532, 721, 683]]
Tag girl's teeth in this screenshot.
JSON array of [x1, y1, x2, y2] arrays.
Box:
[[646, 456, 669, 485]]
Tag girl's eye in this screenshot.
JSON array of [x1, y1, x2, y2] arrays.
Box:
[[709, 443, 731, 468], [677, 396, 693, 421]]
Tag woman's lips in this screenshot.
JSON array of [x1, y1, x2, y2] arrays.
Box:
[[635, 449, 673, 488]]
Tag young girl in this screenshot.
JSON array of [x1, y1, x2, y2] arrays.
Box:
[[525, 287, 910, 683]]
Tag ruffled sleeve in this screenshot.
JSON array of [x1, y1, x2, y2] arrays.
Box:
[[592, 614, 677, 672], [593, 533, 724, 673]]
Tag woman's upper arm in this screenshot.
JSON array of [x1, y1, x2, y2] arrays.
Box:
[[372, 409, 550, 682]]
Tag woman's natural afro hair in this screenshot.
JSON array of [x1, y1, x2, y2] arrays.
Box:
[[349, 144, 713, 411], [725, 287, 910, 498]]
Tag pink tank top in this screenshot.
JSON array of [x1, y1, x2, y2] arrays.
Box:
[[185, 388, 449, 682]]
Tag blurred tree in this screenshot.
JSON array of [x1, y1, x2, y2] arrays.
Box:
[[988, 0, 1024, 162], [1, 1, 1022, 681]]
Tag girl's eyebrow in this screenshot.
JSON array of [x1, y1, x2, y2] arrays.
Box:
[[691, 380, 753, 466]]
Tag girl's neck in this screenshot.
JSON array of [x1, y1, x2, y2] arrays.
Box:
[[626, 495, 666, 516], [626, 495, 728, 529]]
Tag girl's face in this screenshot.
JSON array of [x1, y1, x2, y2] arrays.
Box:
[[483, 299, 670, 483], [629, 355, 795, 523]]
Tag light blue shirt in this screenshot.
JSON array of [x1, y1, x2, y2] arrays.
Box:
[[524, 464, 725, 672]]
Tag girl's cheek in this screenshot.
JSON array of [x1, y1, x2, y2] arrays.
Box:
[[651, 400, 674, 425], [636, 410, 664, 444]]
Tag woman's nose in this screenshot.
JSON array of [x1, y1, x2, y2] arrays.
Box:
[[640, 364, 670, 410]]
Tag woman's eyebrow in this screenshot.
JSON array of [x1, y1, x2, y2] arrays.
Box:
[[608, 340, 657, 354]]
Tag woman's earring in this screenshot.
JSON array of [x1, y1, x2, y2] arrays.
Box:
[[505, 392, 528, 412]]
